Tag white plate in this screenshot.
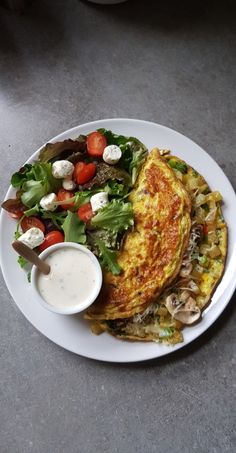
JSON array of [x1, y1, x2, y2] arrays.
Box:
[[1, 119, 236, 363]]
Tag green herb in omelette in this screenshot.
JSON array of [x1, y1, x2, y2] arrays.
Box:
[[168, 159, 188, 174], [202, 203, 210, 212], [159, 327, 175, 338]]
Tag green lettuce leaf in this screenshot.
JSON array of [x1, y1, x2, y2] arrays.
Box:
[[11, 164, 32, 188], [104, 180, 128, 197], [21, 180, 49, 208], [17, 255, 31, 274], [28, 162, 60, 191], [74, 189, 98, 209], [20, 163, 61, 208], [17, 256, 28, 268], [128, 142, 148, 185], [62, 211, 86, 243], [24, 203, 40, 217], [87, 229, 119, 252], [14, 230, 21, 240], [95, 240, 121, 275], [42, 211, 67, 229], [91, 199, 134, 233]]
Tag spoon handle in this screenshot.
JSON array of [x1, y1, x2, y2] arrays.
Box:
[[12, 241, 50, 275]]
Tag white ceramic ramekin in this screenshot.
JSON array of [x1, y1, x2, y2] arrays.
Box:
[[31, 242, 102, 315]]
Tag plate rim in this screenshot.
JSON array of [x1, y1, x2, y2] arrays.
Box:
[[1, 118, 236, 363]]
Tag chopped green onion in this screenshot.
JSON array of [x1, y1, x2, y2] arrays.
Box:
[[168, 159, 188, 174]]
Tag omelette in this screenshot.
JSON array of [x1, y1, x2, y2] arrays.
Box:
[[85, 149, 192, 320], [86, 151, 227, 345]]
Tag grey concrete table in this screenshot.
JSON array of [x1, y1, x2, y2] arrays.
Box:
[[0, 1, 235, 452]]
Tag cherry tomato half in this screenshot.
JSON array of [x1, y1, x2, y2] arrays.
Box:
[[8, 203, 25, 219], [77, 202, 94, 223], [21, 216, 45, 233], [9, 210, 24, 219], [87, 132, 107, 157], [57, 188, 75, 210], [39, 230, 64, 252], [74, 162, 96, 185]]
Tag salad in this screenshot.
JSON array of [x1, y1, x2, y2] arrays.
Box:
[[1, 130, 148, 278]]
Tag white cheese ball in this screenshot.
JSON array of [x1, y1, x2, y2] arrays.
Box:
[[62, 178, 76, 191], [90, 192, 109, 212], [103, 145, 122, 165], [52, 160, 74, 179], [18, 227, 44, 249], [40, 193, 58, 211]]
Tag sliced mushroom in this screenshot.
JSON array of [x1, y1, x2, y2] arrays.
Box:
[[173, 296, 201, 325], [179, 290, 190, 302], [165, 293, 201, 325], [188, 280, 200, 294], [165, 293, 180, 314], [179, 262, 193, 278]]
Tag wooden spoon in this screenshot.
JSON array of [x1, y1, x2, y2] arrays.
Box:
[[12, 240, 50, 275]]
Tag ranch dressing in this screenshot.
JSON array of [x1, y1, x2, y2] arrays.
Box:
[[37, 247, 98, 309]]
